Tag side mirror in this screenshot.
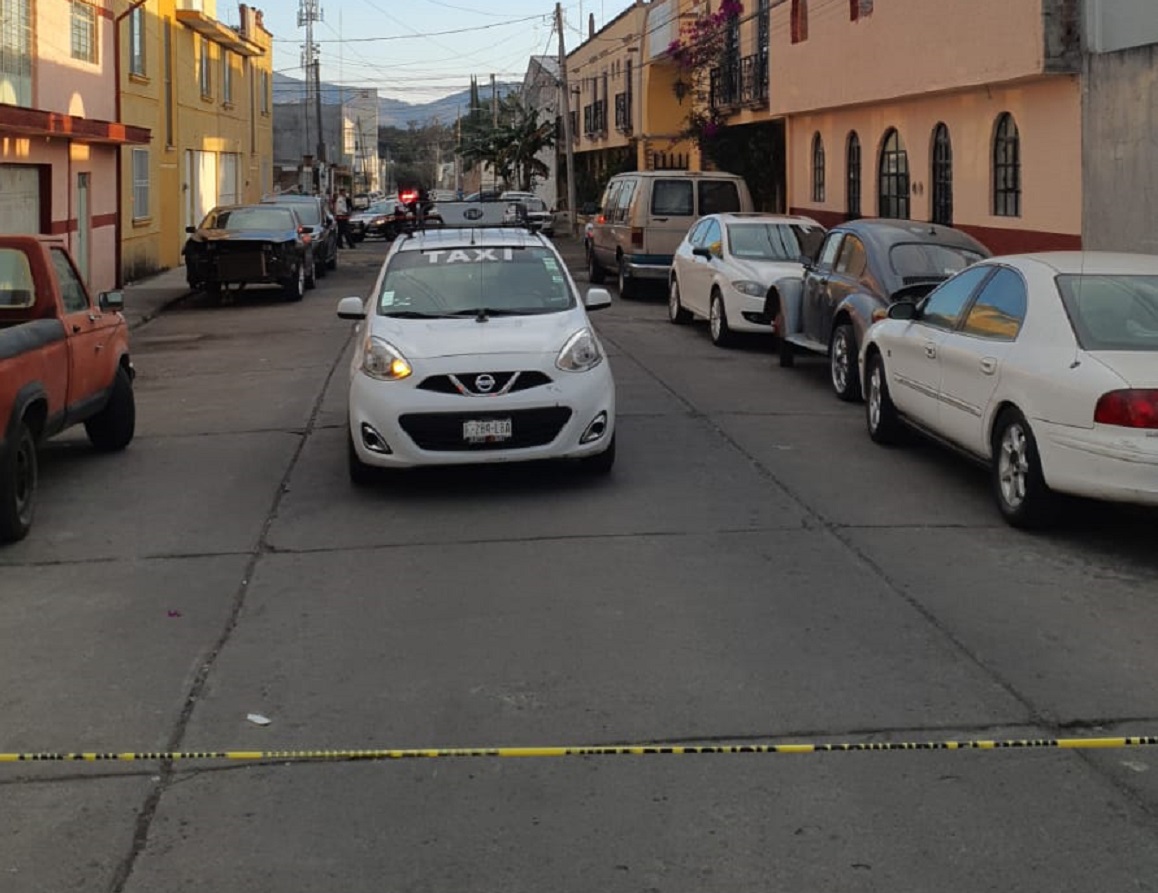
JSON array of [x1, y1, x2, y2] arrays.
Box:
[[798, 253, 814, 269], [98, 290, 124, 312], [584, 287, 612, 311], [185, 225, 197, 234], [888, 300, 918, 321], [337, 296, 367, 320], [692, 246, 713, 260]]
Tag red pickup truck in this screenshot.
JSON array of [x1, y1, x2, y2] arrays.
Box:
[[0, 236, 135, 543]]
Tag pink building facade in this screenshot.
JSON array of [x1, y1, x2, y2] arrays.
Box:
[[771, 0, 1083, 254], [0, 0, 149, 292]]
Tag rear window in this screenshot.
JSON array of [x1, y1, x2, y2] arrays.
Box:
[[267, 201, 320, 226], [699, 180, 741, 214], [652, 180, 694, 216], [1057, 274, 1158, 351], [378, 246, 575, 317], [0, 248, 35, 308], [889, 242, 986, 283]]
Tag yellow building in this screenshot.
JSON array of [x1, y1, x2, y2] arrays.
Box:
[[119, 0, 273, 281]]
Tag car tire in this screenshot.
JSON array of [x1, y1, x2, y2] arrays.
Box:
[[348, 430, 378, 486], [283, 264, 305, 302], [865, 352, 906, 445], [830, 322, 861, 401], [991, 408, 1053, 528], [588, 248, 606, 284], [709, 291, 733, 347], [205, 283, 223, 304], [579, 434, 615, 474], [0, 419, 37, 544], [669, 278, 692, 325], [617, 258, 636, 300], [305, 257, 317, 290], [84, 365, 136, 452]]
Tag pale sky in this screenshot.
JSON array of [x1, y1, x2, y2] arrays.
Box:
[[260, 0, 624, 104]]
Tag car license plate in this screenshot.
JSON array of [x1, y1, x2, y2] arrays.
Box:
[[463, 419, 512, 442]]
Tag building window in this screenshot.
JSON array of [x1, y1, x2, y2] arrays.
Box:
[[131, 148, 150, 219], [993, 112, 1021, 217], [222, 51, 233, 104], [850, 0, 873, 20], [931, 123, 953, 226], [846, 131, 861, 218], [811, 133, 825, 203], [164, 18, 174, 145], [128, 6, 146, 76], [791, 0, 808, 43], [70, 1, 97, 64], [0, 0, 33, 107], [878, 128, 910, 219], [260, 68, 270, 114], [199, 37, 211, 97]]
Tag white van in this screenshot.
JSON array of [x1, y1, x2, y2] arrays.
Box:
[[588, 171, 754, 298]]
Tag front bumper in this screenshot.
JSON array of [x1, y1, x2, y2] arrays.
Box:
[[722, 286, 774, 334], [348, 353, 616, 468], [1036, 420, 1158, 507], [186, 249, 294, 285]]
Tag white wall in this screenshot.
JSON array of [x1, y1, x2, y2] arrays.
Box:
[[1085, 0, 1158, 53]]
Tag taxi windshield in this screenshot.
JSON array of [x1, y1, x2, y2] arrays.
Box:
[[377, 245, 575, 317]]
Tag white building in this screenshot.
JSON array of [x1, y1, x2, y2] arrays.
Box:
[[521, 55, 561, 209]]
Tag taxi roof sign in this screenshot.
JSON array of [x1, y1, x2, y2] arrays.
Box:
[[429, 201, 528, 229]]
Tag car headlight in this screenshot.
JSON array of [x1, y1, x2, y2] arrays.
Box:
[[731, 280, 766, 297], [362, 336, 413, 381], [372, 216, 386, 225], [556, 328, 603, 373]]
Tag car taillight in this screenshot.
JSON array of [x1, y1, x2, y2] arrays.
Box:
[[630, 227, 644, 248], [596, 214, 606, 224], [1094, 389, 1158, 429]]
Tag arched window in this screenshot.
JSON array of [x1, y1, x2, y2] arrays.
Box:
[[993, 112, 1021, 217], [811, 133, 825, 203], [931, 123, 953, 225], [878, 128, 909, 219], [846, 131, 861, 218]]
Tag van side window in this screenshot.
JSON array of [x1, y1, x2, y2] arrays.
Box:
[[652, 180, 694, 216], [601, 181, 622, 219], [614, 179, 637, 223], [699, 180, 740, 214]]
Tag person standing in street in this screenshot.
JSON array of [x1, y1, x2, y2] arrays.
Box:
[[334, 189, 356, 249]]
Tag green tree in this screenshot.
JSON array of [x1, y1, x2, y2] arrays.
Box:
[[459, 92, 555, 192]]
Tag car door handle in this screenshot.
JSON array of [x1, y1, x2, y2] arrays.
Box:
[[924, 343, 937, 359], [653, 217, 668, 222], [980, 357, 998, 375]]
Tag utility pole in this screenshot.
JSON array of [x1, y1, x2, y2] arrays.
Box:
[[299, 0, 324, 191], [490, 73, 498, 193], [556, 2, 578, 237]]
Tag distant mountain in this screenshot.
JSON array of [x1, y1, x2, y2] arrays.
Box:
[[273, 72, 519, 128]]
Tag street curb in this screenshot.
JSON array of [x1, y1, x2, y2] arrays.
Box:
[[128, 289, 195, 331]]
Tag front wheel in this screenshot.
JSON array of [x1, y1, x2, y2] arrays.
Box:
[[992, 409, 1053, 528], [348, 430, 378, 486], [865, 352, 905, 445], [669, 279, 692, 325], [283, 264, 305, 302], [830, 323, 861, 401], [85, 365, 136, 452], [0, 420, 37, 543], [709, 292, 733, 347], [325, 243, 338, 271]]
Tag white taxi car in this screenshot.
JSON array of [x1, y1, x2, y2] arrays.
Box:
[[861, 252, 1158, 526], [668, 213, 825, 347], [337, 204, 616, 481]]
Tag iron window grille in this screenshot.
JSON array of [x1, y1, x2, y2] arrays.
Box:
[[812, 133, 826, 203], [846, 132, 862, 218], [878, 128, 910, 219], [931, 122, 953, 225], [993, 112, 1021, 217]]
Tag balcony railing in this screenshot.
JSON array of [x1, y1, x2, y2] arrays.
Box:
[[709, 52, 769, 110], [614, 92, 632, 134]]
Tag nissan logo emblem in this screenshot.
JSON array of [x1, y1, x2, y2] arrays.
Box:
[[464, 207, 484, 221], [474, 374, 496, 393]]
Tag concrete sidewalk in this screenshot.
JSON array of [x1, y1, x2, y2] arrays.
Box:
[[121, 265, 192, 330]]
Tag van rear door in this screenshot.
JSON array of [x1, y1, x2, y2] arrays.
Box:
[[644, 179, 697, 262]]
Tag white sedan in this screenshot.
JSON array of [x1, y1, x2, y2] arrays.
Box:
[[668, 213, 825, 347], [337, 220, 616, 481], [861, 252, 1158, 526]]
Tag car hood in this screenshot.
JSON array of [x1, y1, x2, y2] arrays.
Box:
[[1089, 352, 1158, 387], [193, 229, 294, 242], [726, 257, 803, 283], [368, 309, 587, 359]]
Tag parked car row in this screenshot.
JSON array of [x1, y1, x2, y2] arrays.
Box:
[[657, 206, 1157, 527]]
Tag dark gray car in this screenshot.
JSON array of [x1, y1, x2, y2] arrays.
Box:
[[261, 194, 339, 275]]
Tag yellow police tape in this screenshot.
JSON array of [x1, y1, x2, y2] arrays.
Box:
[[3, 736, 1158, 764]]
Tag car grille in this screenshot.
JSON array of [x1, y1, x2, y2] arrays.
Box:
[[416, 371, 552, 396], [398, 407, 572, 451]]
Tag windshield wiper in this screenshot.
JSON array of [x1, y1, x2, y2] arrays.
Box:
[[380, 310, 456, 319], [449, 307, 556, 321]]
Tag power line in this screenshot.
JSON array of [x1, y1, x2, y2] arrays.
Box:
[[272, 14, 546, 43]]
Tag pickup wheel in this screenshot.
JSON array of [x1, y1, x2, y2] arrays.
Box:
[[85, 366, 136, 452], [0, 420, 37, 543]]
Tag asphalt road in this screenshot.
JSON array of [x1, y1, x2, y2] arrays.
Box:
[[3, 235, 1158, 892]]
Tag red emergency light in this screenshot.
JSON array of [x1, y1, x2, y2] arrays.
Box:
[[398, 189, 419, 205]]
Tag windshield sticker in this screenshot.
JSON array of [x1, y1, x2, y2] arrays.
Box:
[[544, 257, 560, 272], [426, 248, 516, 264], [381, 290, 395, 306]]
